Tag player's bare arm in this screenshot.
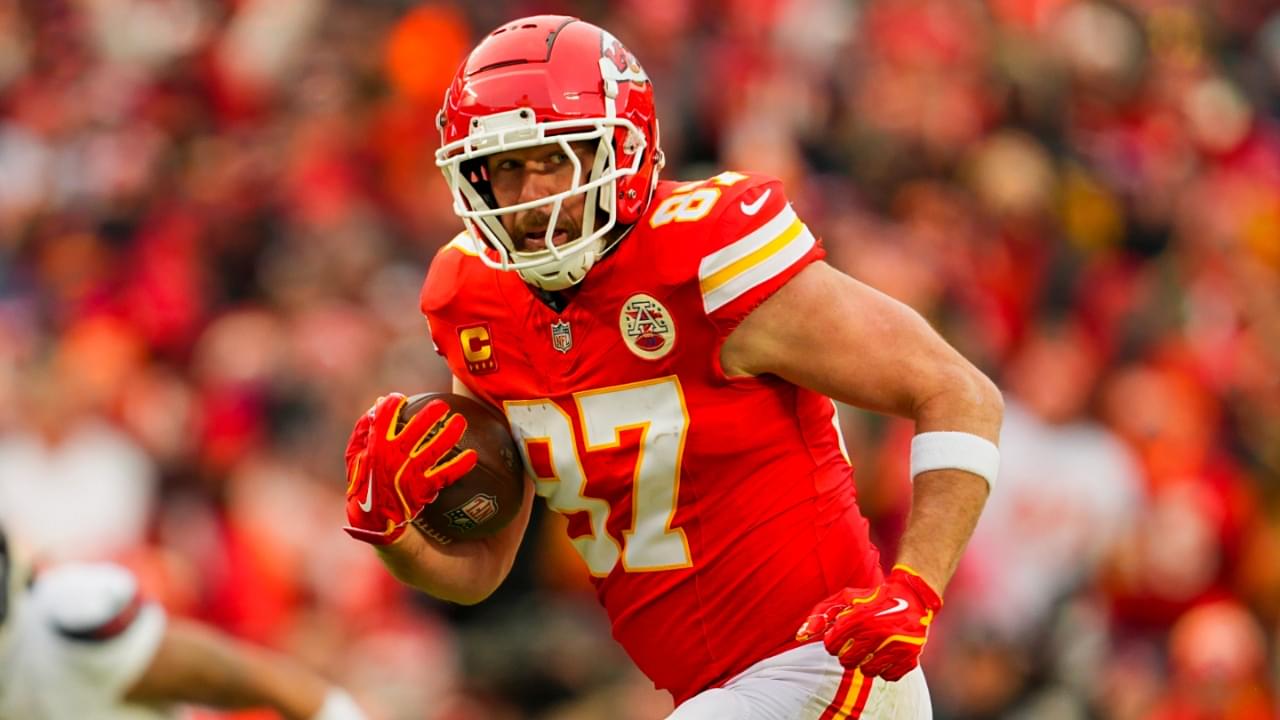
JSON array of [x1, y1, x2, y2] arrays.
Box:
[[371, 377, 536, 605], [123, 618, 363, 720], [375, 475, 534, 604], [721, 260, 1003, 594]]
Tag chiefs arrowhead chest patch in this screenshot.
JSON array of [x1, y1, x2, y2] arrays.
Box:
[[620, 293, 676, 360]]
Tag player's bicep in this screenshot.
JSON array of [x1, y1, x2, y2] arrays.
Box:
[[722, 262, 982, 418], [381, 478, 533, 605], [125, 618, 337, 716], [123, 619, 251, 704]]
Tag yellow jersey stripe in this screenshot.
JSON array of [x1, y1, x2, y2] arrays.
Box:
[[699, 204, 796, 279], [700, 217, 804, 295], [701, 224, 816, 313]]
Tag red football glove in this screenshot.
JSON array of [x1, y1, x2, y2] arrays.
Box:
[[343, 393, 478, 545], [796, 564, 943, 681]]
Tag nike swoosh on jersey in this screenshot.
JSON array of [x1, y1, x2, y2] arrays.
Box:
[[873, 598, 909, 617], [739, 188, 772, 216]]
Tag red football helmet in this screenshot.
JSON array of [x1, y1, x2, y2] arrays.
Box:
[[435, 16, 663, 290]]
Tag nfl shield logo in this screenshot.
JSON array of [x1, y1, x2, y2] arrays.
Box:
[[445, 493, 500, 532], [551, 320, 573, 353]]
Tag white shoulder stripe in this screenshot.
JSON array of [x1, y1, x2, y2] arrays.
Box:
[[698, 204, 797, 280], [445, 231, 482, 256], [702, 225, 815, 313]]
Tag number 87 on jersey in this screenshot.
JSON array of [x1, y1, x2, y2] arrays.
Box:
[[504, 377, 692, 576]]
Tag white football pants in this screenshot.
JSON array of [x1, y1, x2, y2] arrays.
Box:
[[667, 642, 932, 720]]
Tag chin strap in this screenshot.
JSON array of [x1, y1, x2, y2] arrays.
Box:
[[516, 222, 635, 291], [600, 220, 635, 258]]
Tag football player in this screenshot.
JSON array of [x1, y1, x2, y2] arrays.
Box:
[[0, 525, 367, 720], [344, 15, 1003, 719]]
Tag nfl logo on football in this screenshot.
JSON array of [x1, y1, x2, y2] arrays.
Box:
[[445, 493, 500, 532], [551, 320, 573, 354]]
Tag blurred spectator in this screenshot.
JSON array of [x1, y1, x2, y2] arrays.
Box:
[[954, 319, 1143, 642], [0, 356, 157, 564], [1148, 601, 1273, 719]]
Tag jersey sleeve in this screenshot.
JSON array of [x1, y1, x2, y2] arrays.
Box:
[[421, 231, 484, 356], [32, 563, 167, 702], [694, 175, 825, 336]]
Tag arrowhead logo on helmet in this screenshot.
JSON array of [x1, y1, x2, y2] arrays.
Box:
[[435, 16, 663, 292], [601, 36, 647, 83]]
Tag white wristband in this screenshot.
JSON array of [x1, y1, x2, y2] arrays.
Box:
[[311, 689, 367, 720], [910, 431, 1000, 490]]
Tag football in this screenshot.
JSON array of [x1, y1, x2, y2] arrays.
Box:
[[396, 392, 525, 544]]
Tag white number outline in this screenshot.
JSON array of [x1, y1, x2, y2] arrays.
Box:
[[503, 399, 620, 575], [649, 188, 721, 228], [504, 377, 692, 576], [649, 171, 751, 229], [577, 377, 691, 572]]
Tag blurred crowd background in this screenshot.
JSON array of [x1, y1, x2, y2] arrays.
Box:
[[0, 0, 1278, 718]]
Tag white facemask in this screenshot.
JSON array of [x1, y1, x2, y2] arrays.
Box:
[[436, 108, 647, 291]]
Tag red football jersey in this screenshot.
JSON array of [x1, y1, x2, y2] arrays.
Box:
[[421, 172, 883, 703]]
